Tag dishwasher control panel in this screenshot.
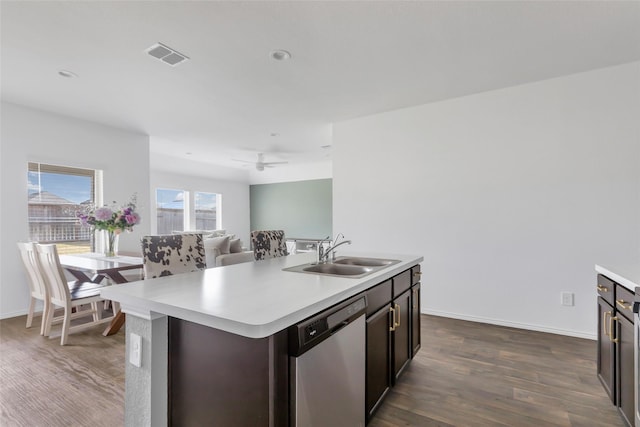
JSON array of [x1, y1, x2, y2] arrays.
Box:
[[304, 319, 328, 342], [289, 295, 367, 357]]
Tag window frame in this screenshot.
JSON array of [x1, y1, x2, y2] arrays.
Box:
[[27, 161, 97, 254]]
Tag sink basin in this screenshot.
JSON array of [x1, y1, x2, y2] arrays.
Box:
[[302, 263, 372, 276], [283, 256, 400, 278], [333, 257, 400, 267]]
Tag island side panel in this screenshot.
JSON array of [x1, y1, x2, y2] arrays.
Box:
[[168, 317, 289, 427], [125, 314, 168, 427]]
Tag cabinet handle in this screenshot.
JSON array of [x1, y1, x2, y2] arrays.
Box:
[[394, 303, 401, 328], [616, 299, 632, 311], [597, 285, 608, 293], [609, 315, 619, 343], [413, 271, 422, 277], [389, 306, 396, 332], [412, 289, 418, 310], [602, 311, 610, 337]]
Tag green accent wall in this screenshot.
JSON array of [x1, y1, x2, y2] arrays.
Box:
[[250, 179, 332, 239]]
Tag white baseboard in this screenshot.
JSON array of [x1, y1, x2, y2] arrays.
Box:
[[0, 309, 32, 320], [423, 308, 597, 341]]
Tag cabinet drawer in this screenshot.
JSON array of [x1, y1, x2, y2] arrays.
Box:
[[366, 280, 392, 317], [393, 269, 411, 297], [597, 275, 615, 306], [615, 284, 634, 322], [412, 264, 422, 285]]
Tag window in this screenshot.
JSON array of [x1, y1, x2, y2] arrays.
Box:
[[155, 188, 220, 234], [28, 162, 96, 254], [195, 192, 217, 230], [156, 188, 186, 234]]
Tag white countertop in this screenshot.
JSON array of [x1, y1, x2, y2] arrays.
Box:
[[101, 252, 423, 338], [595, 263, 640, 292]]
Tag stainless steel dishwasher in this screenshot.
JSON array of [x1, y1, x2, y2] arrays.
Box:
[[289, 295, 367, 427]]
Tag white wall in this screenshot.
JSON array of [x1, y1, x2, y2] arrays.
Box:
[[0, 102, 151, 319], [150, 169, 250, 245], [333, 62, 640, 339]]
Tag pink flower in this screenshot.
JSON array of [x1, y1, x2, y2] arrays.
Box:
[[127, 212, 141, 225], [94, 207, 113, 220]]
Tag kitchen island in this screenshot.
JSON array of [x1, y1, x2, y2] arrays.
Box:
[[101, 251, 423, 426]]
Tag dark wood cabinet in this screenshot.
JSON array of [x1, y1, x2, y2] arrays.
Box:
[[392, 289, 411, 382], [411, 265, 421, 357], [411, 282, 421, 357], [616, 312, 634, 427], [364, 265, 421, 423], [365, 304, 392, 420], [168, 317, 289, 427], [596, 274, 636, 427], [597, 296, 615, 402]]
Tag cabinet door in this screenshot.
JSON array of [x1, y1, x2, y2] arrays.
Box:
[[393, 289, 411, 383], [616, 314, 634, 427], [597, 297, 615, 403], [411, 283, 421, 357], [366, 304, 392, 421]]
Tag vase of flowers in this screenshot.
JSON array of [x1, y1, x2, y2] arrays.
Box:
[[77, 194, 141, 257]]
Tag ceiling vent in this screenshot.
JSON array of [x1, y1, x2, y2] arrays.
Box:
[[145, 42, 189, 67]]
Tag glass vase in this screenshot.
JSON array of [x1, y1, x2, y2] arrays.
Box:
[[101, 230, 119, 257]]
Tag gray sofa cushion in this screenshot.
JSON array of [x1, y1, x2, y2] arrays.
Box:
[[215, 251, 254, 267]]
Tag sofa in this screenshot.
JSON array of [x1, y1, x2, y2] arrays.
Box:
[[173, 230, 253, 268]]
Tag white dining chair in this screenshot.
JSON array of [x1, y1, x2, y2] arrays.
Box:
[[36, 244, 111, 345], [16, 242, 50, 335]]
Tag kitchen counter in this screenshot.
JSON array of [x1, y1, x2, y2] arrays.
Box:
[[101, 251, 423, 338], [595, 263, 640, 292]]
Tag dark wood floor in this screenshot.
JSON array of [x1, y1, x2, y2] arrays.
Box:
[[370, 315, 624, 427], [0, 313, 624, 426]]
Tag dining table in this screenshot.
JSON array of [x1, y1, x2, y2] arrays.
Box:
[[59, 252, 143, 336]]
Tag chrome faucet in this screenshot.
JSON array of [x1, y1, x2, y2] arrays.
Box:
[[319, 233, 352, 263], [316, 236, 331, 264]]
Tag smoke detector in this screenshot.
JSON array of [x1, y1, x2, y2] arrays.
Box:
[[145, 42, 189, 67]]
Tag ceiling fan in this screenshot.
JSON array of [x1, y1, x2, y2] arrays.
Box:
[[232, 153, 288, 171]]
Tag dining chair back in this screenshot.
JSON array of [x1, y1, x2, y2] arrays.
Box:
[[141, 233, 207, 279], [250, 230, 289, 261], [16, 242, 49, 335], [36, 244, 109, 345]]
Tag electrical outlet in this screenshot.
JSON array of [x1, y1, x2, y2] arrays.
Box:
[[561, 292, 574, 307], [130, 333, 142, 367]]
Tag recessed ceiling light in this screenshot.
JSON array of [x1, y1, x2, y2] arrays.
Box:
[[58, 69, 78, 78], [321, 145, 332, 149], [270, 132, 280, 137], [185, 152, 192, 155], [270, 50, 291, 61]]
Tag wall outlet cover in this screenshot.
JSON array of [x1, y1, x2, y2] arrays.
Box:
[[129, 332, 142, 367], [561, 292, 574, 307]]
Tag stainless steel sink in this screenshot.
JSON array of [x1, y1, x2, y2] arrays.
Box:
[[302, 263, 372, 276], [333, 257, 399, 267], [283, 256, 399, 278]]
